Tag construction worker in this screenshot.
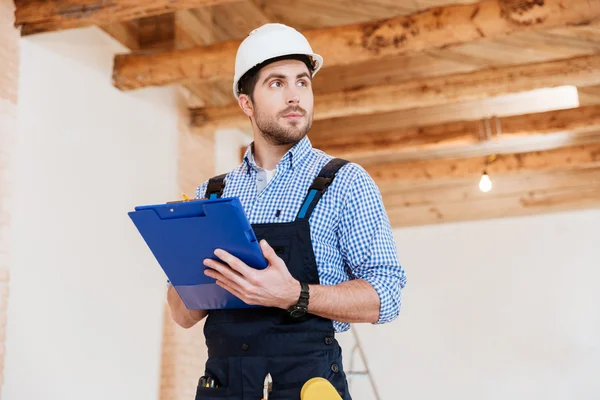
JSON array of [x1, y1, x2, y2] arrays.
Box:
[[167, 23, 407, 400]]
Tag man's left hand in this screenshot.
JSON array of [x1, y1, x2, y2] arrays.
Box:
[[203, 239, 300, 309]]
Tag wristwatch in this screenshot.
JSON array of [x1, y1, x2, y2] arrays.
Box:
[[287, 282, 310, 318]]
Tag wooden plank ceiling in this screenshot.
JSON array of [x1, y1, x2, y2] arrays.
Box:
[[14, 0, 600, 227]]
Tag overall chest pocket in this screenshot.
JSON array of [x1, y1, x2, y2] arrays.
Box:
[[272, 245, 287, 260], [258, 230, 319, 284], [264, 237, 292, 266]]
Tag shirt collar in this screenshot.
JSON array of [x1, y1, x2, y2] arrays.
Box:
[[243, 136, 312, 175]]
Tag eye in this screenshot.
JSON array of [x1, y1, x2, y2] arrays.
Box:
[[270, 81, 283, 88], [297, 80, 308, 87]]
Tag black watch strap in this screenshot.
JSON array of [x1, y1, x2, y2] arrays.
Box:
[[298, 281, 309, 306], [288, 282, 310, 317]]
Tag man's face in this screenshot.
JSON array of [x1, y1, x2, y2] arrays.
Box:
[[248, 59, 314, 146]]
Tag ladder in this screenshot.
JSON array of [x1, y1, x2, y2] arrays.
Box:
[[345, 325, 382, 400]]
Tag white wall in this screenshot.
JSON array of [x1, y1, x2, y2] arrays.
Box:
[[3, 28, 178, 400], [214, 128, 252, 174], [342, 209, 600, 400]]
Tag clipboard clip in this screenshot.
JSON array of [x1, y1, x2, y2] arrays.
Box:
[[166, 193, 197, 204]]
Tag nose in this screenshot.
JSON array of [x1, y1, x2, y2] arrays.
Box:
[[286, 87, 300, 105]]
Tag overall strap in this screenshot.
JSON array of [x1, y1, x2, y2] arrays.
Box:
[[296, 158, 349, 220], [204, 173, 227, 199]]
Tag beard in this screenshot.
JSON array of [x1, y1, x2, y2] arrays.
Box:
[[253, 104, 313, 146]]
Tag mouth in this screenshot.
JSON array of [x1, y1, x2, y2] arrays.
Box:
[[282, 113, 303, 119]]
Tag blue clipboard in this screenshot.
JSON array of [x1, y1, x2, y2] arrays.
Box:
[[128, 197, 268, 310]]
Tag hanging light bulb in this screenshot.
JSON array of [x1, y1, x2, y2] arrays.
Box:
[[479, 171, 492, 193], [478, 154, 496, 193]]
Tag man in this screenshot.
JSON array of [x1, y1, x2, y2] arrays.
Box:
[[167, 23, 406, 400]]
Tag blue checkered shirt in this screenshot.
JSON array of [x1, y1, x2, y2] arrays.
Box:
[[195, 136, 406, 332]]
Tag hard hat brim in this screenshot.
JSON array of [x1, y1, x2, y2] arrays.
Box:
[[233, 52, 323, 99]]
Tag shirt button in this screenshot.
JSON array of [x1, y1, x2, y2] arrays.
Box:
[[241, 343, 249, 351], [324, 337, 333, 345], [331, 363, 339, 373]]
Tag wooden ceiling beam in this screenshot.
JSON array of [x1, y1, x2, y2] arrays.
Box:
[[365, 142, 600, 184], [578, 84, 600, 106], [137, 13, 176, 51], [14, 0, 239, 36], [381, 167, 600, 201], [111, 0, 600, 91], [309, 85, 582, 140], [191, 54, 600, 129], [236, 105, 600, 162], [312, 105, 600, 164], [384, 168, 600, 227], [101, 21, 140, 50]]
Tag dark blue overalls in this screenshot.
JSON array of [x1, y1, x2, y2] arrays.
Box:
[[195, 158, 352, 400]]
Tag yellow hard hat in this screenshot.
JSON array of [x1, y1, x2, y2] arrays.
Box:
[[300, 377, 342, 399]]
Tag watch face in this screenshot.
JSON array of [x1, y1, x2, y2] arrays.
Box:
[[290, 307, 306, 318]]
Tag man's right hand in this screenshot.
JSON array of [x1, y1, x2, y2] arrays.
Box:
[[167, 285, 208, 328]]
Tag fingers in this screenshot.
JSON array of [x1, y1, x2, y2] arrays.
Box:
[[213, 249, 254, 277], [204, 258, 250, 290]]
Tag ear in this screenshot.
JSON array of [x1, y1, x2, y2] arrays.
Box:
[[238, 94, 254, 118]]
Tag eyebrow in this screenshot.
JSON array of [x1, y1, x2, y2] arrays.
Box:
[[296, 72, 312, 81], [262, 72, 312, 85]]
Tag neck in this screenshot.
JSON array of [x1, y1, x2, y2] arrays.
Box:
[[251, 134, 297, 171]]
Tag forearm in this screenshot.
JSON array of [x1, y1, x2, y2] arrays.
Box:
[[307, 279, 380, 323], [167, 285, 208, 329]]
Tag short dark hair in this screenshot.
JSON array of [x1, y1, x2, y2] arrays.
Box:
[[237, 54, 314, 101]]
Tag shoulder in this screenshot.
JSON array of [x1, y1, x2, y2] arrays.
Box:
[[311, 149, 380, 201]]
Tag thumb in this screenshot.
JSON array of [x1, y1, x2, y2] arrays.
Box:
[[260, 240, 278, 263]]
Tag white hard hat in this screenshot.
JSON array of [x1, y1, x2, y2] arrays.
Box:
[[232, 23, 324, 99]]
